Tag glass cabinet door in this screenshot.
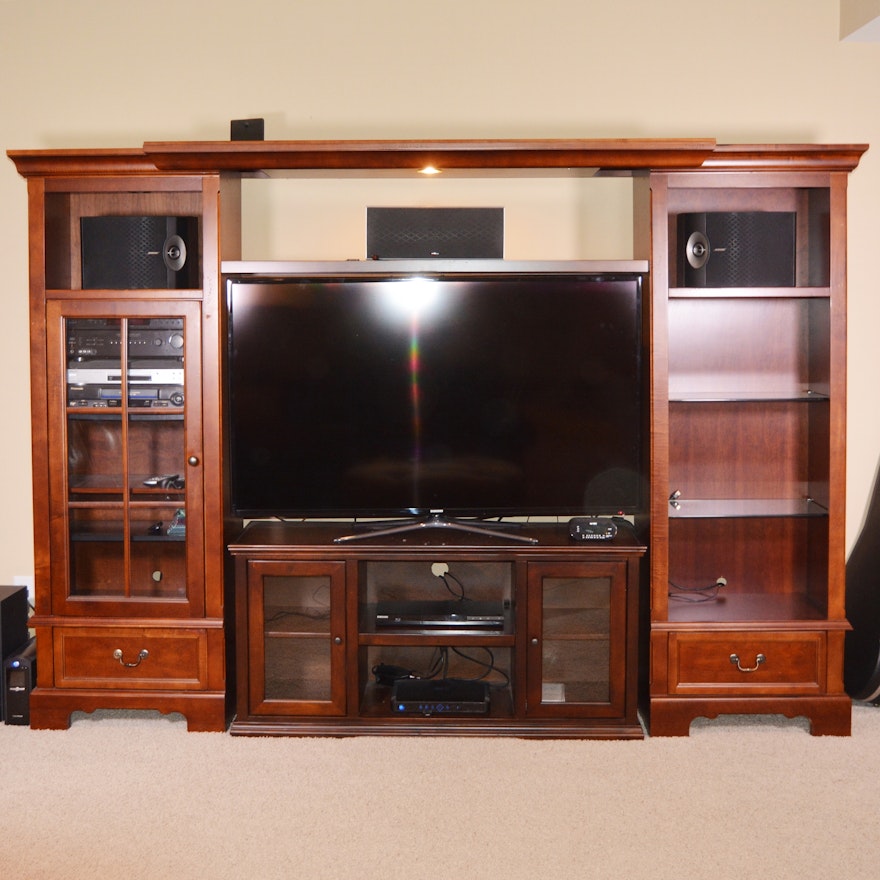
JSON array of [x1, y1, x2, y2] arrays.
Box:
[[47, 302, 203, 615], [526, 561, 628, 717], [246, 560, 347, 716]]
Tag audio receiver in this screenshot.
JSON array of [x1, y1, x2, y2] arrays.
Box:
[[391, 679, 490, 716]]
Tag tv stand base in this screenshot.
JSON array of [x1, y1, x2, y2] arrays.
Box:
[[334, 512, 538, 544], [229, 717, 645, 739], [231, 521, 645, 739]]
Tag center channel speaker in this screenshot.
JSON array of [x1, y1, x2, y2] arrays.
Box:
[[81, 215, 200, 289], [678, 211, 796, 288], [367, 207, 503, 259]]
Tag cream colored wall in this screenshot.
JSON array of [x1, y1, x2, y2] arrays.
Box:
[[1, 0, 879, 584], [841, 0, 880, 36]]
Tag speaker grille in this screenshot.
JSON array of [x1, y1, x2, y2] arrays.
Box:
[[723, 212, 790, 287], [367, 207, 503, 259], [678, 212, 796, 288], [81, 216, 199, 289]]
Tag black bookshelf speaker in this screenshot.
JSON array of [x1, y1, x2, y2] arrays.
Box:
[[81, 215, 200, 289], [678, 211, 796, 287], [366, 207, 504, 259], [0, 585, 29, 722]]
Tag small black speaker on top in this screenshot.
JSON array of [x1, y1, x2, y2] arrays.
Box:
[[230, 118, 265, 141], [677, 211, 796, 288], [81, 215, 200, 290]]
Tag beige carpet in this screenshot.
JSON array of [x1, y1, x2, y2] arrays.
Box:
[[2, 706, 878, 879]]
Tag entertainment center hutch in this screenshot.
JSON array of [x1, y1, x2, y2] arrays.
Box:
[[8, 136, 867, 737]]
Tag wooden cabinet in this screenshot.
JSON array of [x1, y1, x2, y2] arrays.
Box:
[[643, 151, 865, 735], [230, 522, 645, 737], [8, 158, 239, 731], [10, 138, 867, 736]]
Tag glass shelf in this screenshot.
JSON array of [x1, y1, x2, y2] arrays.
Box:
[[669, 286, 830, 299], [67, 408, 184, 419], [70, 531, 186, 543], [669, 390, 829, 403], [668, 498, 828, 519]]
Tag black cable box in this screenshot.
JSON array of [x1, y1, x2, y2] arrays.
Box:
[[375, 599, 505, 629], [391, 679, 490, 716], [569, 516, 617, 541]]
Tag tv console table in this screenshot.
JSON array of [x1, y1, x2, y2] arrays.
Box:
[[229, 521, 646, 738], [8, 136, 866, 735]]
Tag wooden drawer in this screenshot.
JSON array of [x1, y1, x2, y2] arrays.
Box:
[[53, 626, 209, 690], [667, 631, 825, 695]]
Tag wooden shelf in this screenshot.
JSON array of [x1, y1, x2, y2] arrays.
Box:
[[662, 592, 842, 626], [141, 138, 719, 173], [10, 140, 866, 179]]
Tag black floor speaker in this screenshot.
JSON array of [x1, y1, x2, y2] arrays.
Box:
[[366, 207, 503, 259], [677, 211, 796, 287], [0, 585, 29, 722], [81, 215, 200, 289], [846, 467, 880, 702]]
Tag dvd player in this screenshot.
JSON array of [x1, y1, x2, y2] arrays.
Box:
[[375, 599, 506, 629], [391, 678, 490, 715], [67, 359, 184, 385]]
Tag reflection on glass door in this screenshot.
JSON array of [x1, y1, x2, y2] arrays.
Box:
[[527, 562, 627, 717], [539, 575, 611, 704], [54, 306, 199, 609], [248, 560, 347, 716]]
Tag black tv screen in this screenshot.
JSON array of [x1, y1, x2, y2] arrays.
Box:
[[226, 266, 645, 520]]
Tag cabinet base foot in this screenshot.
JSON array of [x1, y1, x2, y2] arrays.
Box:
[[27, 688, 229, 733], [648, 695, 851, 737], [228, 716, 645, 739]]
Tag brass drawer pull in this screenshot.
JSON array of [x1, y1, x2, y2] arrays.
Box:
[[730, 652, 766, 673], [113, 648, 149, 668]]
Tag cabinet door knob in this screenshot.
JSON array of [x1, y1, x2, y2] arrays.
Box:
[[531, 637, 539, 646], [187, 456, 199, 467], [334, 637, 343, 645]]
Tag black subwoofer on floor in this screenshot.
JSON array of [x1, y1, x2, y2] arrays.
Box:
[[677, 211, 796, 287]]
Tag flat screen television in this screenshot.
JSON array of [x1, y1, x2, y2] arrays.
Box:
[[225, 263, 646, 527]]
